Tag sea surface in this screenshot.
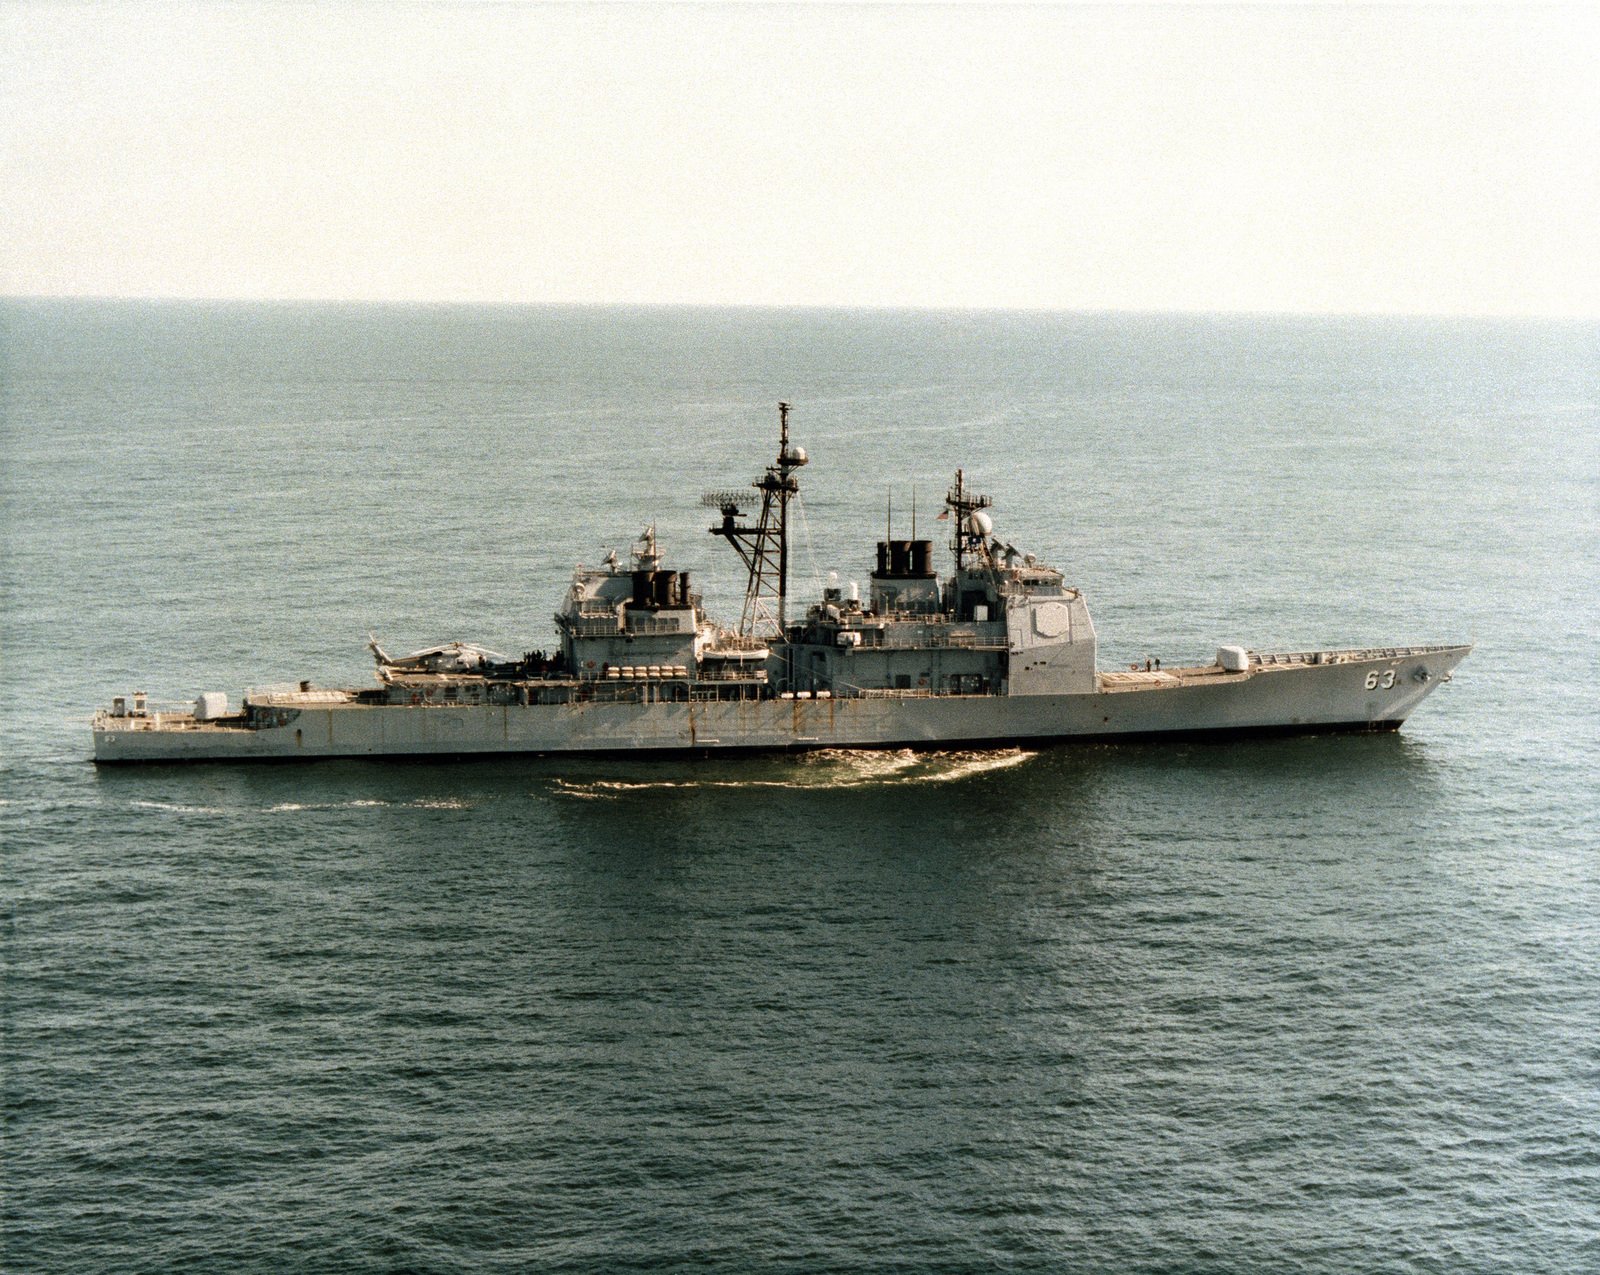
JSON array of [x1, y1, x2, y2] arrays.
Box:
[[2, 300, 1597, 1273]]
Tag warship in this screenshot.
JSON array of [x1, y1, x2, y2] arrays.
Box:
[[93, 404, 1468, 762]]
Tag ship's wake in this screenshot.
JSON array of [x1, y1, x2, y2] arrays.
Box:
[[549, 747, 1034, 798], [103, 753, 1036, 815], [124, 796, 473, 815]]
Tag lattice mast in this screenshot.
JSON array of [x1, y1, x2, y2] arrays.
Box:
[[945, 467, 994, 573], [703, 402, 808, 637]]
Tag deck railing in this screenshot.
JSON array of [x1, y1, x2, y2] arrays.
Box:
[[1252, 645, 1457, 667]]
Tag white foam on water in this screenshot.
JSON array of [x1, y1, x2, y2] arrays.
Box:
[[549, 779, 704, 799], [265, 797, 467, 812], [549, 748, 1035, 799], [129, 799, 228, 815], [811, 748, 924, 782], [264, 798, 404, 812], [920, 749, 1036, 782]]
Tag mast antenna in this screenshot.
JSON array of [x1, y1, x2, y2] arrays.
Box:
[[945, 466, 992, 574], [705, 401, 807, 636]]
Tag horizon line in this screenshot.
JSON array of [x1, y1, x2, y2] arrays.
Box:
[[2, 292, 1596, 323]]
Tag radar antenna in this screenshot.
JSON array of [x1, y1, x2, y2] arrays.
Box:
[[945, 468, 994, 573], [705, 402, 807, 636]]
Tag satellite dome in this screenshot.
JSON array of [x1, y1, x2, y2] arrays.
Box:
[[971, 510, 993, 535]]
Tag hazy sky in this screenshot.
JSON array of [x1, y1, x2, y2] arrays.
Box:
[[4, 2, 1597, 315]]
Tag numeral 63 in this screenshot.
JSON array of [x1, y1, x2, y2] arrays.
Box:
[[1365, 669, 1397, 690]]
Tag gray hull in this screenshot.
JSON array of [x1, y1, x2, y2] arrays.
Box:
[[93, 645, 1468, 763]]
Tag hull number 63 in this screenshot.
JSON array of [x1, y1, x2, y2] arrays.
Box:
[[1365, 669, 1397, 690]]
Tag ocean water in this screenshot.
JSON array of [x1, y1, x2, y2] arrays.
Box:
[[2, 300, 1596, 1272]]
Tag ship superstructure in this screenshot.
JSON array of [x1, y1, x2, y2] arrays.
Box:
[[93, 405, 1468, 762]]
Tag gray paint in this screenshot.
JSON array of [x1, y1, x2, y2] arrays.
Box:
[[92, 450, 1470, 763]]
